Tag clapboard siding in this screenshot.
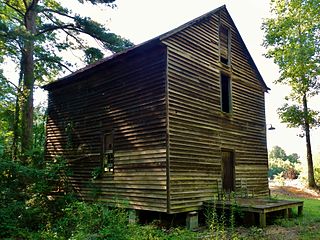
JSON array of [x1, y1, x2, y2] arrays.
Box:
[[44, 6, 269, 215], [163, 8, 268, 213], [46, 45, 168, 212]]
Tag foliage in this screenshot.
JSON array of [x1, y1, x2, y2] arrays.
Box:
[[314, 153, 320, 185], [0, 0, 133, 83], [0, 0, 134, 156], [54, 202, 130, 240], [268, 158, 301, 180], [33, 201, 196, 240], [268, 146, 301, 179], [1, 151, 198, 239], [205, 195, 241, 240], [0, 70, 15, 156], [269, 145, 287, 161], [0, 154, 74, 238], [278, 103, 319, 131], [33, 104, 47, 152], [262, 0, 320, 188], [262, 0, 320, 93]]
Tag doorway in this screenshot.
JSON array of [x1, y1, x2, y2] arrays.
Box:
[[221, 149, 235, 193]]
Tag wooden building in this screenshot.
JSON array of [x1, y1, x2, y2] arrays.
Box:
[[43, 5, 270, 215]]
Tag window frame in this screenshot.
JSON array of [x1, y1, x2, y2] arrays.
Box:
[[102, 131, 115, 173], [220, 73, 232, 114], [219, 24, 231, 65]]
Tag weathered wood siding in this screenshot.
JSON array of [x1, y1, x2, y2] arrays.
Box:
[[163, 8, 268, 213], [46, 45, 168, 212]]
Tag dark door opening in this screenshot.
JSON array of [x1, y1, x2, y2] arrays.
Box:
[[221, 149, 235, 193]]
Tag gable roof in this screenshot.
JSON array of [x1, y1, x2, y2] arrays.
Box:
[[43, 5, 269, 92]]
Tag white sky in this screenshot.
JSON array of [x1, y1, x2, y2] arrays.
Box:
[[28, 0, 320, 160]]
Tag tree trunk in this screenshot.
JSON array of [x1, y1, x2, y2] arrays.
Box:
[[302, 94, 317, 188], [21, 2, 38, 156]]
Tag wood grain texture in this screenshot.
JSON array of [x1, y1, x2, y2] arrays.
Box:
[[46, 45, 168, 212], [163, 8, 268, 213], [45, 6, 269, 215]]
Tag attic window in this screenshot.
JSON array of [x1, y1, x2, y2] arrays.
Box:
[[219, 25, 230, 65], [220, 73, 231, 113], [102, 132, 114, 173]]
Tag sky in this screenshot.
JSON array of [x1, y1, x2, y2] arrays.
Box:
[[38, 0, 320, 159]]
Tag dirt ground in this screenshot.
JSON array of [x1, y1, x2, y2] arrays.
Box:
[[269, 180, 320, 200]]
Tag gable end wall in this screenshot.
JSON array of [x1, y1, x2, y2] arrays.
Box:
[[163, 8, 268, 213]]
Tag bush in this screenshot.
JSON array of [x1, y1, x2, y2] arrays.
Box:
[[268, 158, 301, 180], [0, 154, 74, 238], [55, 202, 131, 240]]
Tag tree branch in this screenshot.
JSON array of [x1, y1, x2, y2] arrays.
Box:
[[2, 78, 27, 98], [37, 24, 75, 36], [41, 11, 86, 49], [35, 57, 74, 73], [62, 28, 87, 49], [40, 8, 76, 20]]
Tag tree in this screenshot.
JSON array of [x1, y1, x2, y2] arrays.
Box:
[[268, 146, 301, 179], [269, 145, 287, 161], [262, 0, 320, 188], [0, 0, 133, 158], [0, 70, 15, 156], [286, 153, 300, 164], [269, 145, 301, 164]]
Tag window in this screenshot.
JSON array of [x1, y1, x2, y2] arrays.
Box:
[[102, 132, 114, 173], [220, 73, 231, 113], [219, 25, 230, 65]]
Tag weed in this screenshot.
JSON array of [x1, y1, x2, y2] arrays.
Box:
[[205, 192, 240, 240]]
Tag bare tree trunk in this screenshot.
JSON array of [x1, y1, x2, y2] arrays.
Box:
[[302, 94, 317, 188], [21, 2, 38, 156]]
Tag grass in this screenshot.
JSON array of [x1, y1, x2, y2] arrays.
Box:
[[270, 196, 320, 239], [229, 194, 320, 240], [200, 194, 320, 240]]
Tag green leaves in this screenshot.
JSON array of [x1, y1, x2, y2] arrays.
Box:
[[74, 15, 134, 53], [84, 47, 104, 64], [1, 0, 134, 156], [278, 103, 319, 129], [262, 0, 320, 95], [264, 1, 320, 187], [263, 0, 320, 128]]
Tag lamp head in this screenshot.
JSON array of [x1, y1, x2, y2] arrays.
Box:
[[268, 124, 275, 130]]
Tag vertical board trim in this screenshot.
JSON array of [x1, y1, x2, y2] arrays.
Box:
[[165, 47, 171, 213]]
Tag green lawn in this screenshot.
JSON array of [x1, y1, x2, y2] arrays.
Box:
[[232, 196, 320, 240], [272, 197, 320, 239]]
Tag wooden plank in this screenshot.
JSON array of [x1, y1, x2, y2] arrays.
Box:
[[165, 7, 268, 213], [46, 46, 168, 212]]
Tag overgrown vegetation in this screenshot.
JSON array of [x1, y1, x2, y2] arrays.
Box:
[[0, 150, 199, 239], [268, 146, 301, 180], [0, 154, 74, 238], [205, 194, 241, 240]]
